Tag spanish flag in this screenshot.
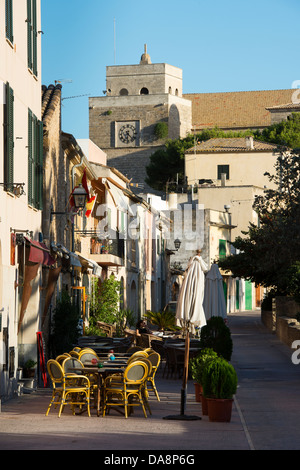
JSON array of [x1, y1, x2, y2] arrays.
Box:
[[85, 195, 96, 217]]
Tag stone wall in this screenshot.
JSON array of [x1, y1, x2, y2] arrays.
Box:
[[261, 296, 300, 348]]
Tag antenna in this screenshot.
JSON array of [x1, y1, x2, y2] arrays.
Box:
[[62, 94, 90, 101], [114, 18, 116, 65], [54, 79, 72, 85]]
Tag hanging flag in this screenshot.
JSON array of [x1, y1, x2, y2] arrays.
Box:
[[85, 195, 96, 217], [81, 168, 90, 200]]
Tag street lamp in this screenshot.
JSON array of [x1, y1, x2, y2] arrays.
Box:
[[50, 184, 88, 221], [72, 184, 88, 210]]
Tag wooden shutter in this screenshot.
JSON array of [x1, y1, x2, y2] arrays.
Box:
[[32, 0, 37, 76], [27, 0, 32, 70], [219, 239, 227, 260], [4, 83, 14, 192], [217, 164, 229, 180], [5, 0, 13, 43], [37, 120, 43, 209], [28, 109, 34, 205]]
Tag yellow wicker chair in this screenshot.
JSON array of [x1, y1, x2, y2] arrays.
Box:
[[78, 350, 99, 364], [46, 359, 91, 417], [56, 353, 71, 364], [69, 350, 80, 358], [102, 360, 149, 418], [145, 352, 161, 401]]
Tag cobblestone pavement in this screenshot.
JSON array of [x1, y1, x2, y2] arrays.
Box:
[[1, 310, 299, 453]]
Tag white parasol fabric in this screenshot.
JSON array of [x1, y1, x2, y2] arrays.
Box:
[[176, 254, 208, 327], [164, 253, 208, 420], [203, 263, 227, 320]]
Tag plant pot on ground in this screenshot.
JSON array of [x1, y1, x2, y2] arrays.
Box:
[[202, 356, 238, 422], [189, 348, 218, 404], [23, 359, 37, 378]]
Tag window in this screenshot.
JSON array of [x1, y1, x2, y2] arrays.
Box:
[[5, 0, 13, 43], [217, 164, 229, 180], [27, 0, 38, 76], [140, 87, 149, 95], [119, 88, 128, 96], [28, 109, 43, 209], [219, 239, 227, 260], [3, 82, 14, 192]]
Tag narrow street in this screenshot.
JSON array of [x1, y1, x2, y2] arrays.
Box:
[[0, 310, 299, 452]]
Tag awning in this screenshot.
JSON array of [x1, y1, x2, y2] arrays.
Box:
[[78, 254, 102, 277], [51, 242, 82, 267], [25, 237, 56, 266], [105, 180, 134, 215], [69, 252, 82, 268]]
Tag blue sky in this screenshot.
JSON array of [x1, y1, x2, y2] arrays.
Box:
[[41, 0, 300, 140]]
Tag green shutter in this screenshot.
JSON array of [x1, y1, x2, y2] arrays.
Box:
[[217, 165, 229, 180], [4, 83, 14, 192], [37, 120, 43, 209], [5, 0, 13, 43], [32, 0, 37, 76], [27, 0, 32, 70], [28, 109, 33, 205], [219, 239, 226, 260]]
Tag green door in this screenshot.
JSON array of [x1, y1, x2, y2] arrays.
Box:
[[235, 280, 239, 310], [245, 280, 252, 310]]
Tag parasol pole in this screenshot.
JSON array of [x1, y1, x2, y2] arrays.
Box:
[[163, 320, 201, 421]]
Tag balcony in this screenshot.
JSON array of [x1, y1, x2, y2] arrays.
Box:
[[90, 235, 124, 267]]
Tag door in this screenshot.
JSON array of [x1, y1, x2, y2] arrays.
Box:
[[235, 280, 239, 310], [245, 281, 252, 310]]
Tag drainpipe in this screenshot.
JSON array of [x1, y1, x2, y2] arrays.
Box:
[[71, 156, 84, 286]]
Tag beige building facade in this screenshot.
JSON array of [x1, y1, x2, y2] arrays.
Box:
[[0, 0, 43, 398]]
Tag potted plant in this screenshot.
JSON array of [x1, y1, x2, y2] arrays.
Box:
[[24, 359, 37, 378], [199, 316, 233, 361], [202, 356, 238, 422], [189, 348, 218, 404]]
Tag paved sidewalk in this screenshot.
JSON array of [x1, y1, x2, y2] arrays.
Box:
[[0, 310, 299, 452]]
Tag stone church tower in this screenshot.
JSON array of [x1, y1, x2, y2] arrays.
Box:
[[89, 46, 192, 194]]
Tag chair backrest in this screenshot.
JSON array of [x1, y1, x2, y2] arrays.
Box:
[[131, 350, 148, 359], [144, 348, 155, 354], [62, 357, 84, 374], [69, 350, 80, 358], [56, 354, 70, 364], [128, 356, 152, 376], [147, 352, 161, 369], [124, 360, 148, 384], [80, 348, 97, 354], [72, 347, 81, 353], [47, 359, 64, 384], [126, 346, 143, 353], [78, 351, 98, 364]]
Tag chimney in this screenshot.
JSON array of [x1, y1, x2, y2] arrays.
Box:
[[221, 173, 226, 187], [246, 136, 254, 150]]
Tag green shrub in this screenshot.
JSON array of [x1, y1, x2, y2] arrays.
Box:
[[199, 316, 233, 361], [189, 348, 218, 384], [51, 291, 81, 356], [154, 122, 168, 139], [202, 356, 238, 399]]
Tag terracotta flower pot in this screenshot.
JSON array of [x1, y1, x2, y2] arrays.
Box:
[[201, 395, 208, 415], [194, 383, 202, 402], [206, 398, 233, 422]]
